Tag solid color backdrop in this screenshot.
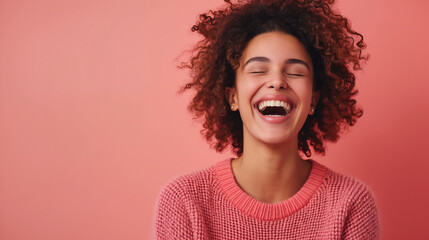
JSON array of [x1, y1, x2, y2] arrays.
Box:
[[1, 0, 428, 239]]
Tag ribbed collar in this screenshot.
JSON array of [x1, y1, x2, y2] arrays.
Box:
[[214, 158, 327, 221]]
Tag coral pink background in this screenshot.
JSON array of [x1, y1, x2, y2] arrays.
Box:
[[1, 0, 428, 239]]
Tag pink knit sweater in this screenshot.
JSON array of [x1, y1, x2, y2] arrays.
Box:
[[153, 159, 380, 239]]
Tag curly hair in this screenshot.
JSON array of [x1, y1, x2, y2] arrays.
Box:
[[180, 0, 366, 157]]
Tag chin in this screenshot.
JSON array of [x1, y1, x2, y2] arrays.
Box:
[[257, 133, 296, 147]]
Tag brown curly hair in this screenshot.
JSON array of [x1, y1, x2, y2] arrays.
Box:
[[180, 0, 366, 157]]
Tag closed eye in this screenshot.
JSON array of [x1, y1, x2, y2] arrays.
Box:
[[250, 71, 267, 74], [286, 73, 305, 77]]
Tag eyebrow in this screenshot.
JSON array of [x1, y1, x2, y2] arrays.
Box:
[[285, 58, 310, 69], [244, 56, 310, 69], [244, 56, 270, 66]]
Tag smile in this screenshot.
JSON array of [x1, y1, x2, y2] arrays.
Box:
[[257, 100, 292, 117]]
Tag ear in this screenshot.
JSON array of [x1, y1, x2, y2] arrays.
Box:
[[225, 87, 238, 111], [309, 91, 320, 115]]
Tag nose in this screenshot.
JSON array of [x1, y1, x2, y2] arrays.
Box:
[[268, 71, 287, 90]]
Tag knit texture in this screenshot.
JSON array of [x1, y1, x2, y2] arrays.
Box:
[[153, 159, 380, 239]]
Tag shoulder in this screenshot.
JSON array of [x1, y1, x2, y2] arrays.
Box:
[[152, 164, 217, 239], [307, 160, 378, 212], [156, 163, 216, 205], [321, 165, 380, 238], [315, 162, 380, 238], [322, 165, 377, 205]]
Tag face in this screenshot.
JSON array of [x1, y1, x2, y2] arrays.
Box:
[[226, 31, 319, 148]]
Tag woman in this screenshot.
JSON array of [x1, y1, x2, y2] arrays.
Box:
[[153, 0, 380, 239]]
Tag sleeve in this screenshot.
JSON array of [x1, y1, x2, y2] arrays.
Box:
[[341, 186, 380, 239], [152, 181, 194, 240]]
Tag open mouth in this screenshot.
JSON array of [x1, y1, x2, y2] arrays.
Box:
[[257, 100, 292, 117]]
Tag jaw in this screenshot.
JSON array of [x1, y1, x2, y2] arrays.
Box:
[[242, 106, 295, 140], [237, 94, 307, 150], [242, 120, 300, 155], [240, 101, 310, 149]]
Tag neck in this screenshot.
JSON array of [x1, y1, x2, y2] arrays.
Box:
[[231, 137, 311, 203]]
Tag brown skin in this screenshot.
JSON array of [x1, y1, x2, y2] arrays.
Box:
[[181, 0, 367, 202], [227, 32, 316, 203], [181, 0, 366, 158]]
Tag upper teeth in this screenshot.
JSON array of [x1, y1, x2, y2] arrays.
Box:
[[258, 100, 291, 112]]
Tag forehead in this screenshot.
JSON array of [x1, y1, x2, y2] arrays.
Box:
[[240, 31, 312, 68]]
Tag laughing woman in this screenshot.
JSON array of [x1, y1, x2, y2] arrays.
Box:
[[153, 0, 380, 239]]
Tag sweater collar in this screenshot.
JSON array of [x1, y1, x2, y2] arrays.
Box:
[[214, 158, 327, 220]]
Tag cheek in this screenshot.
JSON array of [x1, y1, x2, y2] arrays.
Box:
[[236, 79, 260, 104], [292, 80, 314, 102]]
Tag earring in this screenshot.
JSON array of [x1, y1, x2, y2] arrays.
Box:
[[311, 108, 315, 113]]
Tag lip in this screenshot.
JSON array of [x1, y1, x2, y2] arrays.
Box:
[[256, 107, 295, 124], [254, 94, 296, 124], [254, 94, 295, 107]]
